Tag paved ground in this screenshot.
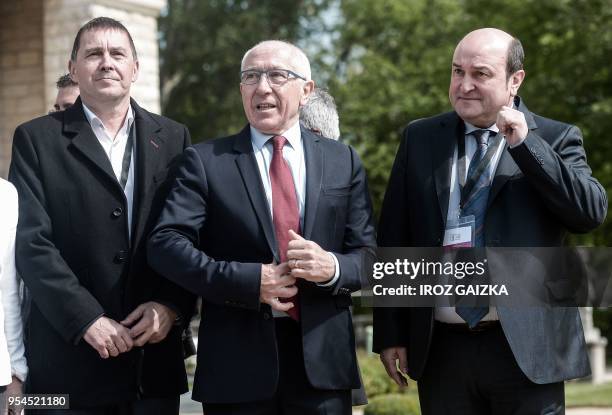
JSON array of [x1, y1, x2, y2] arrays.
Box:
[[179, 395, 612, 415], [180, 393, 200, 414]]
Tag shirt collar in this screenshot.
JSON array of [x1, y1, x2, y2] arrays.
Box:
[[464, 121, 500, 136], [82, 102, 135, 135], [250, 121, 302, 151]]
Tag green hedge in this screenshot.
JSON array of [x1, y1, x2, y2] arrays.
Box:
[[364, 394, 421, 415], [358, 351, 410, 398]]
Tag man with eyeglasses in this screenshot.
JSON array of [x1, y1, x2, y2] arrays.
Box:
[[149, 40, 376, 414]]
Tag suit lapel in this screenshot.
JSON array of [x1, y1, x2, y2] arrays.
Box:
[[234, 126, 279, 262], [131, 99, 164, 246], [433, 114, 462, 228], [301, 127, 323, 240], [65, 98, 121, 192], [488, 97, 537, 208]]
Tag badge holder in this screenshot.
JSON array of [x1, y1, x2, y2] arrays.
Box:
[[443, 215, 475, 249]]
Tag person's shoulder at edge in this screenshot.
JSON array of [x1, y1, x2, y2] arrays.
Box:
[[0, 178, 17, 202]]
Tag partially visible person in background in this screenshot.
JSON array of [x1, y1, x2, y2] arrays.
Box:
[[299, 87, 340, 140], [0, 179, 27, 414], [50, 73, 80, 113]]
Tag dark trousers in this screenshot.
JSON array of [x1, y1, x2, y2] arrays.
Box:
[[203, 318, 351, 415], [418, 322, 565, 415], [27, 396, 180, 415]]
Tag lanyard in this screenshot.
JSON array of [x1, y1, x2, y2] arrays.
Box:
[[457, 131, 502, 209], [119, 122, 135, 190]]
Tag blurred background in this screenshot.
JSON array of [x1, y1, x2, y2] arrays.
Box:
[[1, 0, 611, 412]]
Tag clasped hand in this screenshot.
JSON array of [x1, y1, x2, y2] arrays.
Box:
[[260, 230, 335, 311], [84, 301, 176, 359]]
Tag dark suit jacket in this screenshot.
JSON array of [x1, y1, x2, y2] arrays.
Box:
[[148, 125, 376, 403], [373, 98, 607, 384], [9, 98, 195, 406]]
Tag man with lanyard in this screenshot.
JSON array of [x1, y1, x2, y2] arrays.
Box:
[[374, 28, 607, 414], [10, 17, 194, 414]]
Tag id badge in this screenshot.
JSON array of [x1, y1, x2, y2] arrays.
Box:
[[443, 215, 475, 248]]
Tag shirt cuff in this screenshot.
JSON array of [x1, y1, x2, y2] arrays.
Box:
[[11, 362, 27, 383], [153, 300, 183, 326], [317, 252, 340, 287]]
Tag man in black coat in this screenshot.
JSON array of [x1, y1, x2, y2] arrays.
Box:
[[374, 28, 607, 414], [9, 17, 194, 414]]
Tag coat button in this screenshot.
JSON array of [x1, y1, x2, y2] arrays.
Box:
[[263, 312, 271, 320], [112, 207, 123, 218], [114, 250, 128, 263]]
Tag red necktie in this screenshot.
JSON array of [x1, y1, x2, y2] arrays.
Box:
[[270, 135, 300, 321]]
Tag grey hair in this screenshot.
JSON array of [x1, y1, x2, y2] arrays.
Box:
[[506, 37, 524, 79], [241, 40, 311, 80], [300, 88, 340, 140]]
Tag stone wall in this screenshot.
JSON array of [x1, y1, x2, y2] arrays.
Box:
[[0, 0, 45, 178], [0, 0, 166, 178]]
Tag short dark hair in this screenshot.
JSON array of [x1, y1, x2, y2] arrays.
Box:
[[56, 73, 78, 89], [70, 17, 137, 62], [506, 37, 524, 78]]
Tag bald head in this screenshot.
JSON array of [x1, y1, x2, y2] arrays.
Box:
[[241, 40, 311, 80], [456, 28, 523, 79], [459, 28, 514, 48]]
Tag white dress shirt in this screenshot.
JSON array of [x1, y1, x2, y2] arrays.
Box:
[[0, 179, 27, 383], [435, 122, 505, 323], [82, 103, 136, 238], [250, 122, 340, 294]]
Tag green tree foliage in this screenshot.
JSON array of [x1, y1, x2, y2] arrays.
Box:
[[329, 0, 612, 239], [329, 0, 467, 218], [160, 1, 611, 244], [160, 0, 330, 141]]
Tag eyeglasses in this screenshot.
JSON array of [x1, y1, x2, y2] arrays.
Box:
[[240, 69, 306, 86]]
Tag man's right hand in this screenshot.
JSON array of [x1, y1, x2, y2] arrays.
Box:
[[260, 262, 298, 312], [380, 347, 409, 387], [83, 316, 134, 359]]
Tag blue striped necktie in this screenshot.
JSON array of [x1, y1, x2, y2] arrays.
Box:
[[456, 129, 494, 327]]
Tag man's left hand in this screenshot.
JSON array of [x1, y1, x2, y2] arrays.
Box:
[[497, 105, 528, 147], [121, 301, 177, 346], [287, 230, 335, 284]]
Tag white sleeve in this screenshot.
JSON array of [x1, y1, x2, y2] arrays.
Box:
[[0, 183, 27, 382]]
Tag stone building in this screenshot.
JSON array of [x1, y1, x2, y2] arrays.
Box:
[[0, 0, 166, 177]]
